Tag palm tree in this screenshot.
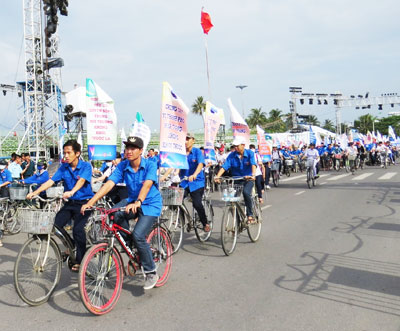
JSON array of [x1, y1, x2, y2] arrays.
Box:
[[268, 109, 282, 122], [353, 114, 377, 133], [323, 119, 335, 132], [191, 96, 206, 116], [307, 115, 320, 126], [246, 107, 267, 128]]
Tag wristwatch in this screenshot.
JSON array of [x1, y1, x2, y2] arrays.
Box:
[[136, 199, 142, 205]]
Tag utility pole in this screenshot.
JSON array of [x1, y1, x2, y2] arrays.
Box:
[[289, 87, 302, 129]]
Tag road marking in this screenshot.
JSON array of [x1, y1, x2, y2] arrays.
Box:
[[295, 191, 305, 195], [327, 174, 349, 181], [352, 173, 373, 181], [319, 174, 330, 178], [378, 172, 396, 180], [281, 175, 305, 182], [53, 284, 78, 298], [261, 204, 271, 210], [320, 182, 327, 185]]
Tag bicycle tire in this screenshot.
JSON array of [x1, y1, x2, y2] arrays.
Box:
[[273, 172, 279, 187], [221, 206, 238, 256], [147, 226, 173, 287], [312, 176, 316, 186], [5, 206, 22, 234], [14, 236, 62, 306], [193, 200, 214, 242], [79, 243, 124, 315], [163, 206, 183, 254], [286, 167, 291, 177], [307, 169, 312, 189], [247, 198, 262, 242]]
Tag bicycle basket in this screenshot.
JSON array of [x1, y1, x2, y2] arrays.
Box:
[[161, 187, 184, 206], [91, 181, 103, 193], [271, 162, 280, 171], [306, 159, 314, 168], [18, 208, 56, 234], [348, 154, 356, 161], [334, 154, 342, 159], [46, 186, 64, 198], [285, 159, 294, 166], [9, 186, 29, 200], [220, 183, 243, 202]]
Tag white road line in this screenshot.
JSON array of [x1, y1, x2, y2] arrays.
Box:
[[320, 182, 327, 185], [261, 204, 272, 210], [295, 191, 305, 195], [280, 175, 305, 182], [319, 174, 330, 178], [53, 284, 78, 298], [378, 172, 397, 180], [327, 174, 349, 181], [352, 173, 373, 181]]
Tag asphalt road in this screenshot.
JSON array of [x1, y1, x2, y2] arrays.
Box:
[[1, 165, 400, 331]]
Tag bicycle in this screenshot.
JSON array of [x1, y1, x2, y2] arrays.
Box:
[[347, 154, 356, 175], [78, 206, 173, 315], [218, 177, 262, 256], [284, 158, 293, 177], [160, 181, 214, 254], [270, 160, 280, 187], [13, 194, 78, 306], [305, 158, 316, 189]]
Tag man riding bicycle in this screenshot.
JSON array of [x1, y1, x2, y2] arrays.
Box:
[[27, 140, 94, 272], [215, 136, 257, 224], [81, 136, 163, 290], [303, 143, 320, 179]]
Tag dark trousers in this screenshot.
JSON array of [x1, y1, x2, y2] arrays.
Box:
[[263, 163, 270, 186], [255, 175, 263, 199], [240, 180, 254, 217], [55, 200, 91, 264], [184, 187, 208, 226], [0, 187, 9, 198], [107, 185, 128, 204]]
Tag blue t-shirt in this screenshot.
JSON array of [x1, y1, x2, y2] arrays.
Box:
[[0, 169, 12, 187], [24, 170, 49, 185], [51, 160, 94, 200], [222, 149, 257, 177], [108, 158, 162, 217], [179, 147, 205, 192]]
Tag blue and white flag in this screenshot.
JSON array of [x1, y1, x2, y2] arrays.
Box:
[[130, 112, 151, 153], [309, 125, 316, 145], [388, 126, 397, 142]]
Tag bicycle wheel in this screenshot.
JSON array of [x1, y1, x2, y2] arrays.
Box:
[[247, 198, 262, 242], [85, 210, 106, 245], [147, 226, 173, 287], [193, 200, 214, 242], [162, 206, 183, 253], [79, 243, 124, 315], [273, 171, 279, 187], [307, 169, 312, 189], [312, 176, 316, 186], [286, 167, 291, 177], [221, 206, 238, 256], [6, 206, 22, 234], [14, 236, 62, 306]]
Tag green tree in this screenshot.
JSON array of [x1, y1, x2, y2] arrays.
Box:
[[245, 107, 268, 128], [191, 96, 206, 116], [323, 119, 335, 132], [374, 115, 400, 135], [353, 114, 377, 134], [307, 115, 320, 126], [268, 109, 283, 122]]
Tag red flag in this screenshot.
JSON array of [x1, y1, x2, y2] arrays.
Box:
[[201, 10, 213, 34]]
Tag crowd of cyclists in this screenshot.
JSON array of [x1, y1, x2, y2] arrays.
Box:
[[0, 134, 397, 292]]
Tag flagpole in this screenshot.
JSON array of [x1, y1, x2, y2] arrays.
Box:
[[204, 34, 212, 101]]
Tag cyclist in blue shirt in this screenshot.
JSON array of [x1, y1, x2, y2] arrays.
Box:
[[0, 159, 12, 198], [215, 136, 257, 224], [27, 140, 94, 272], [179, 133, 210, 232], [22, 161, 49, 186], [81, 136, 163, 290]]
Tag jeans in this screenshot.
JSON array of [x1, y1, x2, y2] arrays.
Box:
[[263, 163, 270, 186], [184, 187, 208, 226], [239, 180, 254, 217], [255, 175, 263, 199], [55, 200, 92, 264], [112, 199, 157, 273]]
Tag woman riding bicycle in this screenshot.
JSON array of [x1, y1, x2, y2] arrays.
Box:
[[215, 136, 257, 224], [302, 143, 320, 179]]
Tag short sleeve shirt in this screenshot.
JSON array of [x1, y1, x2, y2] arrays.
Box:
[[8, 162, 22, 179], [108, 158, 162, 217], [0, 169, 12, 186], [222, 149, 256, 177], [305, 149, 319, 160], [51, 160, 94, 200], [179, 147, 205, 192]]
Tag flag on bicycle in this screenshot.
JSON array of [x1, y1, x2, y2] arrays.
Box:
[[228, 98, 250, 147], [159, 82, 189, 169], [204, 101, 223, 162], [86, 78, 117, 160], [257, 125, 271, 162]]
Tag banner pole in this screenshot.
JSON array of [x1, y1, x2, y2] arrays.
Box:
[[204, 34, 211, 101]]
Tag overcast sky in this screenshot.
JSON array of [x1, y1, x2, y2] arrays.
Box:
[[1, 0, 400, 135]]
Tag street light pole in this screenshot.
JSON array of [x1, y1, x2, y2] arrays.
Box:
[[236, 85, 248, 118]]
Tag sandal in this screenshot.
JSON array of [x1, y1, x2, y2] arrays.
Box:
[[259, 198, 264, 204], [246, 217, 256, 225], [203, 224, 211, 232], [71, 264, 80, 273]]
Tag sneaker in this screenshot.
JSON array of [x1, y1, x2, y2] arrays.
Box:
[[314, 175, 319, 179], [266, 185, 271, 190], [0, 239, 3, 247], [143, 272, 159, 290]]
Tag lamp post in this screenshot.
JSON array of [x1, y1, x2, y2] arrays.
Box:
[[236, 85, 248, 118]]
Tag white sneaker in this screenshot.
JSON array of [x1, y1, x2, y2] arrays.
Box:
[[266, 185, 271, 190], [0, 240, 3, 247], [144, 272, 159, 290]]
